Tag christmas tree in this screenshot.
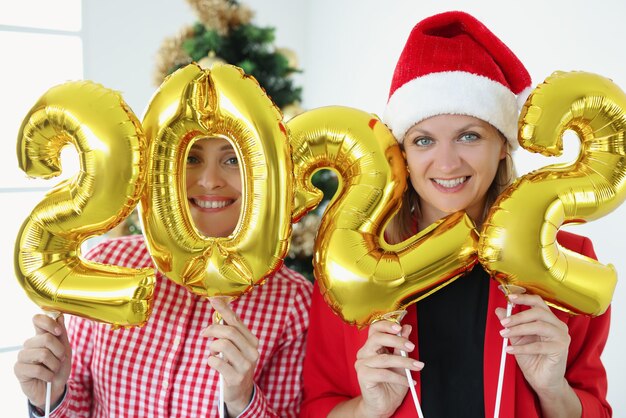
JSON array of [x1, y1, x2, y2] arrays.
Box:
[[154, 0, 302, 110]]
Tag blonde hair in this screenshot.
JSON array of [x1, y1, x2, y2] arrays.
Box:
[[386, 140, 517, 244]]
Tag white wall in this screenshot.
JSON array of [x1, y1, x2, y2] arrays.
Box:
[[4, 0, 624, 414]]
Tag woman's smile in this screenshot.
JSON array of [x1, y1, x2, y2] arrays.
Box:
[[189, 196, 237, 211], [430, 176, 470, 191]]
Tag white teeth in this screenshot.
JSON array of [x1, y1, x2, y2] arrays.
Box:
[[433, 177, 467, 188], [194, 199, 232, 209]]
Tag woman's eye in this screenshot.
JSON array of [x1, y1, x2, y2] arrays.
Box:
[[459, 132, 479, 142], [186, 155, 200, 165], [224, 156, 239, 166], [414, 137, 434, 147]]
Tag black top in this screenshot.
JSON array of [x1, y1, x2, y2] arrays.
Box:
[[417, 263, 490, 417]]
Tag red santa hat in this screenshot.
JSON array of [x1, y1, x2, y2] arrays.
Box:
[[383, 11, 531, 148]]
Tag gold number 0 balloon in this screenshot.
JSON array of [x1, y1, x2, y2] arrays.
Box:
[[288, 106, 478, 327], [141, 64, 293, 298], [480, 71, 626, 316], [15, 81, 155, 327]]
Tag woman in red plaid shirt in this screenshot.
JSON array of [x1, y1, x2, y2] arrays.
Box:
[[15, 137, 313, 418]]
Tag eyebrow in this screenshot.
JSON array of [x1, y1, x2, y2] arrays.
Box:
[[410, 123, 485, 136], [189, 142, 235, 151]]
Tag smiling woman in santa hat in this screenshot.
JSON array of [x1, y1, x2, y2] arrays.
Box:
[[300, 11, 611, 418]]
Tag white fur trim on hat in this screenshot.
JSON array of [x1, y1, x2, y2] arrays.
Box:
[[383, 71, 521, 149]]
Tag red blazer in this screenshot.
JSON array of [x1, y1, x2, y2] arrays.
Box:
[[300, 231, 612, 417]]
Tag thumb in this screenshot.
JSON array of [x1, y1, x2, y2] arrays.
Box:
[[56, 315, 72, 350], [495, 307, 509, 322]]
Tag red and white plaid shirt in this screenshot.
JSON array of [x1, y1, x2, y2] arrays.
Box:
[[45, 235, 312, 418]]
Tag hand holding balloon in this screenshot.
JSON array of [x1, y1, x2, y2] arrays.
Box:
[[350, 320, 421, 418], [202, 298, 258, 417], [495, 293, 571, 396], [14, 314, 71, 411]]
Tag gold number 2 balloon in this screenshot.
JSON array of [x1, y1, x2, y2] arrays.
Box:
[[15, 81, 155, 327], [288, 106, 478, 326], [141, 64, 293, 298], [480, 71, 626, 316]]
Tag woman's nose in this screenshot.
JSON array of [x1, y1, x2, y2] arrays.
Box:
[[433, 143, 462, 172], [197, 164, 226, 189]]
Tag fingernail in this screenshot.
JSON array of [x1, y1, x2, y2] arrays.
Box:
[[391, 324, 401, 332], [505, 346, 514, 353], [54, 327, 62, 336], [499, 328, 509, 337], [508, 294, 518, 300], [405, 341, 415, 350], [500, 318, 511, 326], [413, 361, 424, 368]]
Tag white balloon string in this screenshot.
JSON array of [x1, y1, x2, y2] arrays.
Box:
[[218, 315, 225, 418], [399, 348, 425, 418], [45, 381, 52, 418], [494, 301, 513, 418], [379, 310, 425, 418], [210, 296, 231, 418], [0, 345, 23, 353], [44, 310, 60, 418]]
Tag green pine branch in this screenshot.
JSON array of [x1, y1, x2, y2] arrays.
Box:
[[177, 21, 301, 108]]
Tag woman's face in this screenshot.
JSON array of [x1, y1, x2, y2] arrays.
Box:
[[403, 114, 506, 227], [185, 137, 242, 238]]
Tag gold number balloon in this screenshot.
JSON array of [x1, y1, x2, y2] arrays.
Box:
[[141, 64, 293, 298], [288, 106, 478, 326], [479, 71, 626, 316], [15, 81, 155, 327]]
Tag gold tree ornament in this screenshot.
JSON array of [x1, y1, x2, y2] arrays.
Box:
[[153, 25, 195, 86], [289, 213, 321, 259], [281, 102, 305, 121], [185, 0, 253, 35], [198, 52, 227, 69], [276, 47, 299, 69]]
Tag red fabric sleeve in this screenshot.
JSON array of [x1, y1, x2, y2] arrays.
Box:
[[300, 282, 357, 417], [563, 235, 612, 418]]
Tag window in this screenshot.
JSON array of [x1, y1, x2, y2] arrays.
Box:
[[0, 1, 82, 414]]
